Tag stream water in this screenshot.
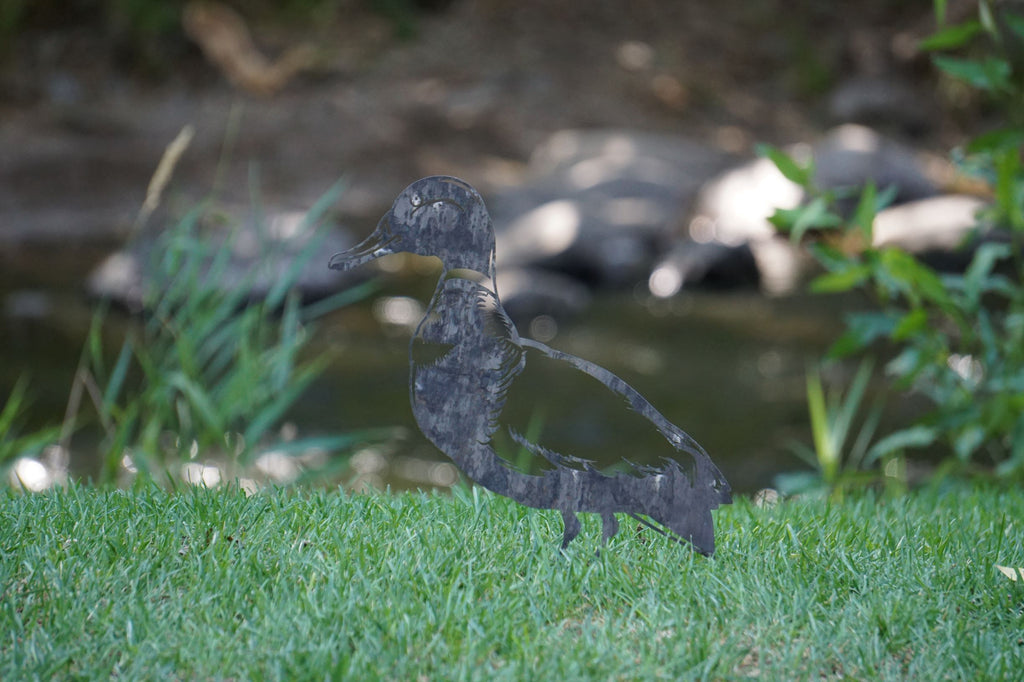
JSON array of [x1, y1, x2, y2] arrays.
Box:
[[2, 241, 866, 493]]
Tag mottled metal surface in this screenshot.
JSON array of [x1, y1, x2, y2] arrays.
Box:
[[330, 176, 731, 554]]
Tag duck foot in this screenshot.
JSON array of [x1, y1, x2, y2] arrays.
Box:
[[560, 509, 581, 549], [600, 512, 620, 545]]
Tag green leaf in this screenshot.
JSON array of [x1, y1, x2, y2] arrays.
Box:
[[966, 128, 1024, 154], [0, 376, 31, 439], [805, 365, 835, 482], [892, 308, 929, 341], [963, 242, 1012, 304], [242, 359, 328, 455], [808, 243, 853, 270], [979, 0, 997, 36], [1, 426, 60, 465], [827, 360, 874, 470], [826, 312, 898, 359], [167, 372, 226, 436], [102, 339, 135, 415], [756, 143, 814, 187], [954, 425, 987, 460], [773, 470, 826, 496], [850, 181, 877, 242], [1005, 11, 1024, 41], [932, 55, 1011, 91], [788, 196, 843, 244], [918, 20, 981, 51], [768, 206, 802, 233], [880, 248, 951, 307], [993, 148, 1024, 231], [810, 265, 872, 293], [300, 280, 379, 322], [885, 346, 924, 385], [848, 182, 897, 246], [866, 426, 937, 464]]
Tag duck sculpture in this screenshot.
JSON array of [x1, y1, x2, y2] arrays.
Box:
[[329, 176, 731, 554]]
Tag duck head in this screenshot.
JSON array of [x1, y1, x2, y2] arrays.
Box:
[[329, 176, 495, 276]]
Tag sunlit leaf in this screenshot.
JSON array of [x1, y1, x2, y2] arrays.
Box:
[[993, 148, 1024, 230], [805, 365, 836, 482], [756, 143, 814, 187], [918, 20, 981, 51], [865, 426, 937, 464], [768, 206, 802, 233], [850, 181, 877, 242], [979, 0, 997, 36], [933, 55, 1011, 91], [810, 265, 872, 293], [828, 360, 874, 470], [790, 197, 843, 243], [892, 308, 929, 341]]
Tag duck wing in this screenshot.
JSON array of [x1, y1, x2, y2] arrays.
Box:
[[490, 332, 725, 493], [412, 275, 726, 499]]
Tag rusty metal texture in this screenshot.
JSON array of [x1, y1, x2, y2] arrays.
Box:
[[330, 176, 731, 554]]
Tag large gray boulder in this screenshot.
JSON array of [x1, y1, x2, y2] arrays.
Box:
[[490, 129, 736, 288], [652, 125, 945, 296], [87, 206, 361, 311]]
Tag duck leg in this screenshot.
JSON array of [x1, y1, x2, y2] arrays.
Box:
[[560, 509, 581, 548], [600, 512, 620, 545]]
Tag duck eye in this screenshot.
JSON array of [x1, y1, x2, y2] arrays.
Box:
[[410, 193, 423, 207]]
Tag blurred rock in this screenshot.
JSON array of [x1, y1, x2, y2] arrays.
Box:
[[8, 457, 52, 492], [496, 267, 592, 326], [873, 194, 990, 269], [662, 125, 943, 295], [4, 290, 52, 320], [648, 241, 759, 298], [813, 124, 937, 212], [491, 129, 735, 288], [678, 156, 807, 295], [829, 76, 933, 136], [87, 207, 361, 310], [690, 156, 802, 247]]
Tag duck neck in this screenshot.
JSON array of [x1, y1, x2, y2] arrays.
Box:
[[438, 226, 495, 277], [441, 249, 497, 293]]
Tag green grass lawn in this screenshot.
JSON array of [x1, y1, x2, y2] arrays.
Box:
[[2, 483, 1022, 680]]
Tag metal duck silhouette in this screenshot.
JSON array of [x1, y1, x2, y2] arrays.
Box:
[[329, 176, 731, 555]]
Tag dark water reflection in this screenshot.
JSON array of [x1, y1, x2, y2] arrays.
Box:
[[312, 270, 850, 493], [2, 245, 855, 494]]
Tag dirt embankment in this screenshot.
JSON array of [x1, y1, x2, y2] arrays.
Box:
[[0, 0, 960, 252]]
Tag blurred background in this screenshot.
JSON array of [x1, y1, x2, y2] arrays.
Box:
[[0, 0, 1011, 493]]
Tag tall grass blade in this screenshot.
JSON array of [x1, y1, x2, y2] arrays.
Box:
[[805, 365, 835, 481], [101, 339, 134, 414]]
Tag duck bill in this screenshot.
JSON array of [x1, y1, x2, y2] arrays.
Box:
[[328, 219, 396, 271]]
